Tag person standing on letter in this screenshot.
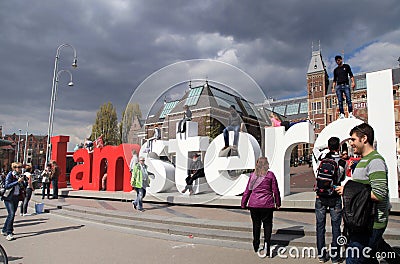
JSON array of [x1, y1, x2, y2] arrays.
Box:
[[332, 55, 355, 119]]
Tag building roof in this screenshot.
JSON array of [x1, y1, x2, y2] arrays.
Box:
[[145, 83, 265, 125], [307, 50, 326, 74], [257, 96, 308, 122]]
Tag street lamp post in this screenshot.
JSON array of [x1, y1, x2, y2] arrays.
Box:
[[45, 44, 77, 165], [17, 129, 21, 162], [49, 70, 74, 140]]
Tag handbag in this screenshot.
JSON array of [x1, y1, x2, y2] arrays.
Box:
[[2, 187, 13, 198]]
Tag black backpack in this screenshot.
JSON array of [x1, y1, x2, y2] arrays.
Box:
[[342, 180, 375, 233], [315, 156, 340, 197]]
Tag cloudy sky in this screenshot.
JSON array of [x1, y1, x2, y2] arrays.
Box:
[[1, 0, 399, 149]]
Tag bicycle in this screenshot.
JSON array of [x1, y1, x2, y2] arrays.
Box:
[[0, 243, 8, 264]]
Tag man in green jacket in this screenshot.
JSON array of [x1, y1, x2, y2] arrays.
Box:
[[336, 123, 396, 263], [131, 157, 150, 212]]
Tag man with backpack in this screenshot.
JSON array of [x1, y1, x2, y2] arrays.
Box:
[[315, 136, 346, 263], [335, 123, 395, 264]]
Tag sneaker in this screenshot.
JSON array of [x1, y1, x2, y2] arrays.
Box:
[[1, 230, 6, 236], [348, 112, 354, 118], [132, 201, 137, 210], [6, 234, 14, 241], [138, 209, 145, 212], [20, 213, 23, 216], [339, 113, 345, 119]]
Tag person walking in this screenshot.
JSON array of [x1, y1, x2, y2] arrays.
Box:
[[332, 55, 355, 119], [50, 160, 60, 199], [20, 164, 34, 215], [2, 162, 25, 241], [314, 137, 346, 263], [131, 157, 150, 212], [241, 157, 281, 256], [336, 123, 392, 263]]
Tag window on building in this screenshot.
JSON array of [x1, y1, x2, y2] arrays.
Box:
[[327, 98, 332, 108], [285, 103, 299, 115], [311, 101, 322, 114], [241, 99, 261, 118], [273, 105, 286, 116], [185, 86, 203, 106], [356, 79, 367, 89], [210, 88, 242, 113], [299, 102, 308, 114], [159, 100, 179, 119]]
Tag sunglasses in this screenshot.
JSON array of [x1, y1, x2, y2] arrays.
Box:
[[15, 166, 23, 169], [139, 160, 145, 162]]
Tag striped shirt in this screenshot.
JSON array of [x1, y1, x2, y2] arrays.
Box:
[[352, 150, 390, 229]]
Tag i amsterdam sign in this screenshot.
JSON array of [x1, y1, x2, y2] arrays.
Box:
[[51, 69, 398, 199]]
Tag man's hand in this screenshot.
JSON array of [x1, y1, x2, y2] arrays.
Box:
[[335, 186, 343, 196]]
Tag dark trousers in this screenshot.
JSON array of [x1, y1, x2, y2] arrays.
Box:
[[42, 182, 50, 198], [177, 118, 191, 133], [315, 197, 342, 261], [249, 208, 274, 254], [3, 196, 19, 235], [223, 125, 240, 147], [20, 188, 33, 214], [184, 169, 205, 192], [52, 178, 58, 199]]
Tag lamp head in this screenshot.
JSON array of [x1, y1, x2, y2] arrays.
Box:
[[68, 81, 74, 87], [72, 58, 78, 68]]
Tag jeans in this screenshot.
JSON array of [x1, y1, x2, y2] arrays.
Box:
[[52, 178, 58, 199], [335, 84, 353, 114], [346, 232, 370, 264], [223, 125, 240, 147], [315, 197, 342, 261], [20, 188, 33, 214], [249, 208, 274, 254], [364, 228, 386, 264], [42, 182, 50, 198], [3, 196, 19, 235], [133, 188, 146, 210]]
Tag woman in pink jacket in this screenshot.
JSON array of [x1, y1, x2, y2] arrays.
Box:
[[241, 157, 281, 256]]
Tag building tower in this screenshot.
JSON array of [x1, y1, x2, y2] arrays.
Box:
[[306, 44, 329, 135]]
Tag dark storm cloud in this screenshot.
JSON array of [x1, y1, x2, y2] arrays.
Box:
[[0, 0, 399, 147]]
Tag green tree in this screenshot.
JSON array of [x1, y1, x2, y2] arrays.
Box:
[[90, 102, 119, 146], [119, 103, 142, 143]]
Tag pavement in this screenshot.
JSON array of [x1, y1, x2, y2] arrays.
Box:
[[0, 164, 398, 263]]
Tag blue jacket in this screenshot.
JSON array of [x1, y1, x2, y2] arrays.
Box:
[[3, 171, 22, 201]]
